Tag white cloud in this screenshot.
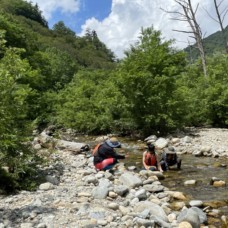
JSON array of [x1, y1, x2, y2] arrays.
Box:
[[27, 0, 80, 19], [26, 0, 228, 59], [80, 0, 228, 58]]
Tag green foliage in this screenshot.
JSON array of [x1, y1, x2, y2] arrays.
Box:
[[203, 54, 228, 126], [29, 47, 79, 91], [0, 0, 48, 27], [0, 33, 43, 192], [117, 27, 187, 135], [0, 13, 39, 55], [53, 70, 129, 134], [185, 25, 228, 61], [52, 21, 75, 36], [0, 0, 227, 195], [175, 54, 228, 127]]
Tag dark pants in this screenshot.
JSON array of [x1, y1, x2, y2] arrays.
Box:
[[161, 158, 182, 171]]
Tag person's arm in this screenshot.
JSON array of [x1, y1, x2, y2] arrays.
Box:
[[156, 154, 163, 172], [114, 152, 125, 159], [106, 148, 125, 159]]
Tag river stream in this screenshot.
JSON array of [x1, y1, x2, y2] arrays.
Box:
[[76, 135, 228, 226]]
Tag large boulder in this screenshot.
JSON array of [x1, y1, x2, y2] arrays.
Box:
[[134, 201, 169, 222], [119, 172, 143, 188]]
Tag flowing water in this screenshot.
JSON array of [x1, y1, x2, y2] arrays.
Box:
[[77, 135, 228, 226]]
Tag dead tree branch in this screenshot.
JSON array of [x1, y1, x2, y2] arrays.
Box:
[[162, 0, 207, 77]]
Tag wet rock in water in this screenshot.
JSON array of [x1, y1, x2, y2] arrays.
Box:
[[189, 200, 203, 207], [200, 146, 211, 153], [213, 180, 226, 187], [210, 176, 221, 185], [184, 180, 197, 186], [167, 191, 187, 200], [212, 151, 219, 158], [212, 162, 222, 168], [193, 150, 203, 156], [210, 177, 226, 187]]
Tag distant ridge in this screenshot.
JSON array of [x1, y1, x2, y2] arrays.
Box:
[[184, 25, 228, 61]]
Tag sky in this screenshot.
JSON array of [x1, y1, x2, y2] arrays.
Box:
[[26, 0, 228, 59]]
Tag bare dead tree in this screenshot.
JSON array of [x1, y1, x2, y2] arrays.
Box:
[[162, 0, 207, 77], [204, 0, 228, 53]]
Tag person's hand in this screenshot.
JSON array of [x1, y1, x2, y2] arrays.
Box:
[[125, 153, 129, 158]]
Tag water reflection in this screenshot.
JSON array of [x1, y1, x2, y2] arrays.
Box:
[[124, 149, 228, 218], [78, 135, 228, 218]]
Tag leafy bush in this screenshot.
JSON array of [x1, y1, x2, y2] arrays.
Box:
[[0, 32, 43, 192], [175, 54, 228, 127], [53, 69, 129, 134]]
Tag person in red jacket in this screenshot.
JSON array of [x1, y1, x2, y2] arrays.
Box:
[[142, 143, 163, 172], [93, 137, 127, 171]]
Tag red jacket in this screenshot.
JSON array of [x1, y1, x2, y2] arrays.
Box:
[[144, 152, 157, 166]]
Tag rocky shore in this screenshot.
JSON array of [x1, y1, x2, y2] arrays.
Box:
[[0, 127, 227, 228]]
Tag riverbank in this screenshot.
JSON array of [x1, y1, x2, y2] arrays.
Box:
[[0, 127, 227, 227]]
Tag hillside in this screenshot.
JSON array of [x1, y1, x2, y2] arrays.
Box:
[[0, 0, 116, 71], [184, 25, 228, 61]]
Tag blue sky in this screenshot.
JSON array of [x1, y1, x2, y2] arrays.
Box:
[[27, 0, 228, 58], [48, 0, 112, 34]]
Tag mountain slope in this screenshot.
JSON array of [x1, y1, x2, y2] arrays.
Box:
[[184, 25, 228, 61]]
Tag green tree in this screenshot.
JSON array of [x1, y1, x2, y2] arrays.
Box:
[[52, 21, 75, 37], [0, 0, 48, 27], [175, 53, 228, 127], [117, 27, 187, 135], [0, 32, 42, 192], [53, 69, 128, 134]]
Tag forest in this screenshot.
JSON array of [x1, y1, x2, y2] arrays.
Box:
[[0, 0, 227, 191]]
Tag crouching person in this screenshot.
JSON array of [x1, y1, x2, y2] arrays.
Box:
[[93, 137, 127, 171], [160, 146, 182, 171], [142, 143, 163, 172]]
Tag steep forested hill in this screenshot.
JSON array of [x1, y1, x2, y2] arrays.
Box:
[[184, 25, 228, 61], [0, 0, 116, 71]]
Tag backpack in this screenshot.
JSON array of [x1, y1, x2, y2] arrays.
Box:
[[92, 143, 103, 156]]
